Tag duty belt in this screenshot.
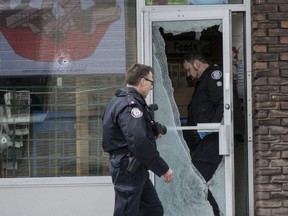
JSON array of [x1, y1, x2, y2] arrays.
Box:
[[109, 148, 130, 158]]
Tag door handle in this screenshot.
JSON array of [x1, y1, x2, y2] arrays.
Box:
[[219, 124, 230, 155]]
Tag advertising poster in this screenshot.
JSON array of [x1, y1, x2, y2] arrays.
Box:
[[0, 0, 125, 76]]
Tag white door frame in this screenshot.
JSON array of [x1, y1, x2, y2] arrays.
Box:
[[137, 4, 235, 216]]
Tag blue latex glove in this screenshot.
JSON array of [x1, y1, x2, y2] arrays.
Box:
[[198, 132, 211, 139]]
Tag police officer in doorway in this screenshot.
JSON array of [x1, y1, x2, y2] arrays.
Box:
[[183, 52, 224, 216], [183, 52, 245, 216], [102, 63, 174, 216]]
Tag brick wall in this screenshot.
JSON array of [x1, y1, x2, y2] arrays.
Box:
[[253, 0, 288, 215]]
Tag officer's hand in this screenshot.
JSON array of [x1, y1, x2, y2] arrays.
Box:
[[163, 168, 173, 183], [198, 132, 211, 139]]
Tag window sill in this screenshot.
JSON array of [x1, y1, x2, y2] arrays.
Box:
[[0, 176, 112, 188]]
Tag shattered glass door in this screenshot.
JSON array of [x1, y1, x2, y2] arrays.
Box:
[[148, 18, 233, 215]]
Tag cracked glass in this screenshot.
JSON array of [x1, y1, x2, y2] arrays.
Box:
[[152, 20, 226, 215]]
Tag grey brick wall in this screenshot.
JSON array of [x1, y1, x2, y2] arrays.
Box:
[[253, 0, 288, 215]]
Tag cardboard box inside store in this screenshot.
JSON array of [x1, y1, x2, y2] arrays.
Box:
[[173, 87, 194, 118]]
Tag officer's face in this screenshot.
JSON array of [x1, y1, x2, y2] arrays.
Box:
[[183, 60, 199, 79]]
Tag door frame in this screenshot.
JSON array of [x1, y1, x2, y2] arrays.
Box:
[[137, 4, 235, 216]]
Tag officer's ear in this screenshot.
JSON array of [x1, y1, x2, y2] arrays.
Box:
[[192, 60, 200, 71], [140, 77, 145, 86]]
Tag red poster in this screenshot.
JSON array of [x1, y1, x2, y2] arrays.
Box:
[[0, 0, 125, 75]]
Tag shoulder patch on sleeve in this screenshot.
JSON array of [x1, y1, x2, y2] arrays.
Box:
[[211, 70, 222, 80], [131, 107, 143, 118]]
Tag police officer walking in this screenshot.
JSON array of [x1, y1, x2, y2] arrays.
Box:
[[183, 52, 224, 216], [102, 63, 174, 216]]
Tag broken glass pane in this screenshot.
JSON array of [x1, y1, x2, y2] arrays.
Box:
[[152, 20, 225, 215]]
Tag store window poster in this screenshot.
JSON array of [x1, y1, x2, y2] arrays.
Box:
[[0, 0, 125, 75]]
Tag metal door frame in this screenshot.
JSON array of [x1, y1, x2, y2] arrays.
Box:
[[137, 4, 235, 216]]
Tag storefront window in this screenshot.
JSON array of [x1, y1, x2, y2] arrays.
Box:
[[0, 0, 136, 178], [146, 0, 243, 5]]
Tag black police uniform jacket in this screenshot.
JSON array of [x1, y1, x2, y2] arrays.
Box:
[[102, 87, 169, 177], [185, 65, 224, 163]]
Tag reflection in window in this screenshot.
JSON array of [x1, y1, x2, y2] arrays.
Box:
[[0, 75, 124, 177], [0, 0, 136, 178], [152, 20, 225, 215]]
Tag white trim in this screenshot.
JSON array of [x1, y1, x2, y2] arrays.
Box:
[[143, 4, 247, 12], [137, 1, 145, 63], [244, 0, 254, 215], [0, 176, 112, 188], [223, 9, 235, 216], [140, 5, 234, 215], [147, 8, 231, 21], [138, 1, 254, 215]]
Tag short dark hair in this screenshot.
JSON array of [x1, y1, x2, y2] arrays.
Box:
[[125, 63, 153, 85], [183, 52, 208, 64]]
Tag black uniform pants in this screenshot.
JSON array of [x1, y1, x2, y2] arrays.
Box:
[[192, 159, 222, 216], [109, 154, 164, 216], [191, 134, 223, 216]]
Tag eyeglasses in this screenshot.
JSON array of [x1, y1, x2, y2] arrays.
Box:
[[143, 77, 154, 85]]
